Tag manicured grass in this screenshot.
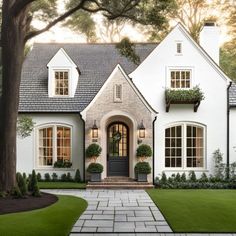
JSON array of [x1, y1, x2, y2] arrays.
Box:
[[0, 195, 87, 236], [147, 189, 236, 232], [38, 182, 86, 189]]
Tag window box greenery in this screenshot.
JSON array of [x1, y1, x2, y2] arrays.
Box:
[[53, 160, 72, 168], [165, 85, 205, 112], [135, 162, 151, 182], [87, 163, 103, 182]]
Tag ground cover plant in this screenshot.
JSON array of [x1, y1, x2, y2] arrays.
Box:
[[0, 195, 87, 236], [147, 189, 236, 232]]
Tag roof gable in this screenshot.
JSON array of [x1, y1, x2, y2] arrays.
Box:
[[47, 48, 77, 68]]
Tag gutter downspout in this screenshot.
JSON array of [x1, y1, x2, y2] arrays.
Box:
[[227, 81, 232, 180], [79, 113, 86, 182], [152, 116, 157, 184]]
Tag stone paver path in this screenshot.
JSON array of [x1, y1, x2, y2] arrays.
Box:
[[44, 189, 172, 234]]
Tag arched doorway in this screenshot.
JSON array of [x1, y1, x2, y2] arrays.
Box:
[[107, 122, 129, 176]]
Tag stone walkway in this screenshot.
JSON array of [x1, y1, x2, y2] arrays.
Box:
[[44, 189, 172, 234]]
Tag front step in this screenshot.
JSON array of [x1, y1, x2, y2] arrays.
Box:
[[86, 184, 154, 189], [86, 177, 154, 189]]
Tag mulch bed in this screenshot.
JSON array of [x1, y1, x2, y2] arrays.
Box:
[[0, 193, 58, 215]]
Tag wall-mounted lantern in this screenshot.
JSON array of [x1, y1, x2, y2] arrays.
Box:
[[138, 120, 145, 139], [91, 120, 98, 140]]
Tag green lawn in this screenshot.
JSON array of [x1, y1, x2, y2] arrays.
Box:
[[38, 182, 86, 189], [147, 189, 236, 232], [0, 195, 87, 236]]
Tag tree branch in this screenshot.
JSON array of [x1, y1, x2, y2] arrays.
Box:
[[11, 0, 36, 16], [25, 0, 88, 41]]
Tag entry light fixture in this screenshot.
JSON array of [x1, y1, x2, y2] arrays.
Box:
[[91, 120, 98, 139], [139, 120, 145, 139]]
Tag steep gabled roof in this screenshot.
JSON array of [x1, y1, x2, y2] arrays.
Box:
[[19, 43, 157, 112]]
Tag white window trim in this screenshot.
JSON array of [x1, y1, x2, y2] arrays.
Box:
[[35, 124, 73, 169], [53, 69, 71, 97], [166, 66, 194, 89], [164, 122, 206, 171]]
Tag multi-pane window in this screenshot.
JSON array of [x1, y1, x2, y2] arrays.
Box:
[[55, 71, 69, 96], [114, 84, 122, 102], [165, 126, 182, 167], [170, 70, 191, 89], [186, 126, 204, 167], [165, 124, 204, 168], [38, 125, 71, 167], [57, 126, 71, 162], [39, 127, 53, 166]]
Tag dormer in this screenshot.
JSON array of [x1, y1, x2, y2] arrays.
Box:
[[47, 48, 79, 97]]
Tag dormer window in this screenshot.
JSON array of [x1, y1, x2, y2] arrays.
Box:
[[176, 42, 182, 54], [55, 71, 69, 96], [170, 70, 191, 89]]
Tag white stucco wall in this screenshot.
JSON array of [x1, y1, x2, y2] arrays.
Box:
[[130, 24, 229, 177], [230, 107, 236, 163], [16, 113, 84, 179]]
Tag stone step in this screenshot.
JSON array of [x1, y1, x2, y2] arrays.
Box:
[[86, 184, 154, 189], [104, 177, 134, 182], [88, 181, 151, 185]]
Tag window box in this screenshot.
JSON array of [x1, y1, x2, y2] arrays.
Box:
[[165, 86, 205, 112]]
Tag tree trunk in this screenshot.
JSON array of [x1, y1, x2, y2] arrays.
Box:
[[0, 1, 27, 192]]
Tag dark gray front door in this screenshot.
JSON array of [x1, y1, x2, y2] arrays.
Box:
[[107, 122, 129, 176]]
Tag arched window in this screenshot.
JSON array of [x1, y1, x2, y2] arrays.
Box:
[[165, 123, 204, 168], [38, 125, 71, 167]]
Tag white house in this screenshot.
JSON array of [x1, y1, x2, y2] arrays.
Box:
[[17, 23, 236, 184]]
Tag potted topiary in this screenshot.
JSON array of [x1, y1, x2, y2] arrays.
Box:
[[135, 162, 151, 182], [87, 163, 104, 182], [86, 143, 103, 182], [135, 144, 152, 182]]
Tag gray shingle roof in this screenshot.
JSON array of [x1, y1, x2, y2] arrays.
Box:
[[19, 43, 157, 112], [230, 82, 236, 107]]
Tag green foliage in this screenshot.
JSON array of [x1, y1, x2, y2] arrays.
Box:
[[136, 144, 152, 159], [53, 160, 72, 168], [61, 174, 67, 182], [213, 149, 225, 181], [116, 37, 140, 65], [165, 85, 205, 103], [11, 186, 23, 199], [28, 170, 40, 197], [52, 173, 58, 182], [16, 172, 27, 196], [220, 45, 236, 81], [17, 116, 35, 138], [63, 6, 97, 42], [22, 173, 27, 180], [175, 173, 181, 182], [87, 163, 104, 173], [74, 169, 81, 183], [189, 171, 197, 182], [32, 183, 41, 197], [0, 191, 6, 198], [180, 173, 186, 182], [134, 162, 151, 174], [36, 173, 42, 182], [199, 172, 208, 183], [86, 143, 102, 161], [44, 173, 51, 182], [66, 173, 73, 182], [161, 172, 167, 184]]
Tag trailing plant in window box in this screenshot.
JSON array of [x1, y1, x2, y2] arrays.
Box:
[[165, 85, 205, 112], [53, 160, 72, 168]]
